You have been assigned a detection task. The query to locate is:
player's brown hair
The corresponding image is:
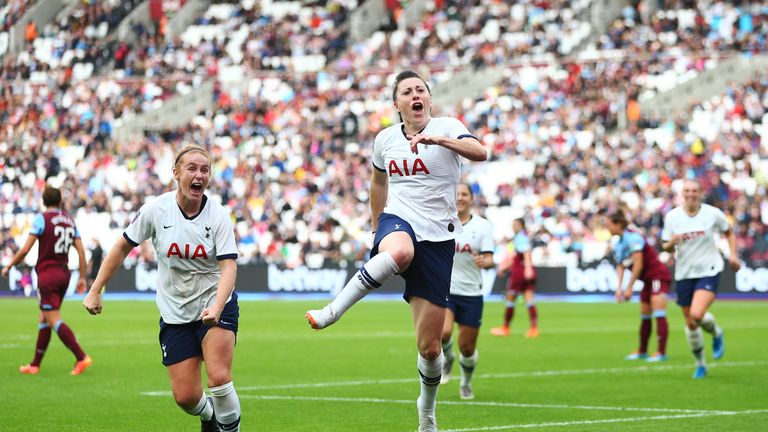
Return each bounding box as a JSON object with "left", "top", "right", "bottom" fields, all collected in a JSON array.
[
  {"left": 42, "top": 186, "right": 62, "bottom": 207},
  {"left": 173, "top": 144, "right": 211, "bottom": 168},
  {"left": 458, "top": 182, "right": 474, "bottom": 199},
  {"left": 392, "top": 70, "right": 430, "bottom": 102},
  {"left": 609, "top": 211, "right": 629, "bottom": 228}
]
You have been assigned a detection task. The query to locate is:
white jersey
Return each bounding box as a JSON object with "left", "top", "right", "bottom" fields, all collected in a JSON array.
[
  {"left": 373, "top": 117, "right": 475, "bottom": 242},
  {"left": 450, "top": 215, "right": 495, "bottom": 296},
  {"left": 662, "top": 204, "right": 730, "bottom": 280},
  {"left": 124, "top": 192, "right": 238, "bottom": 324}
]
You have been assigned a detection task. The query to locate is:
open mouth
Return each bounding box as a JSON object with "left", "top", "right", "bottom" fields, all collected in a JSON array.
[
  {"left": 191, "top": 182, "right": 203, "bottom": 192},
  {"left": 412, "top": 102, "right": 424, "bottom": 113}
]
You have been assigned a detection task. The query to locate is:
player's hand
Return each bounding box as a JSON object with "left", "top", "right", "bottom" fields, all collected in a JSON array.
[
  {"left": 201, "top": 304, "right": 223, "bottom": 326},
  {"left": 524, "top": 267, "right": 534, "bottom": 281},
  {"left": 729, "top": 256, "right": 741, "bottom": 272},
  {"left": 83, "top": 289, "right": 103, "bottom": 315},
  {"left": 670, "top": 234, "right": 682, "bottom": 245},
  {"left": 472, "top": 253, "right": 484, "bottom": 268},
  {"left": 615, "top": 290, "right": 624, "bottom": 303},
  {"left": 0, "top": 266, "right": 9, "bottom": 279},
  {"left": 76, "top": 277, "right": 87, "bottom": 294},
  {"left": 623, "top": 288, "right": 633, "bottom": 301},
  {"left": 406, "top": 133, "right": 438, "bottom": 154}
]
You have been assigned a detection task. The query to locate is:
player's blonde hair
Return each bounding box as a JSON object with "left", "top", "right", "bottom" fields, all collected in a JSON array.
[{"left": 173, "top": 144, "right": 211, "bottom": 168}]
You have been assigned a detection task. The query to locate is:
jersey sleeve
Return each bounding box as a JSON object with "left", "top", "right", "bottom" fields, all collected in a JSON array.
[
  {"left": 215, "top": 207, "right": 238, "bottom": 260},
  {"left": 514, "top": 233, "right": 531, "bottom": 253},
  {"left": 372, "top": 131, "right": 386, "bottom": 172},
  {"left": 123, "top": 205, "right": 154, "bottom": 247},
  {"left": 30, "top": 214, "right": 45, "bottom": 236},
  {"left": 448, "top": 117, "right": 478, "bottom": 141},
  {"left": 479, "top": 220, "right": 495, "bottom": 253},
  {"left": 712, "top": 207, "right": 730, "bottom": 232},
  {"left": 660, "top": 213, "right": 672, "bottom": 241},
  {"left": 624, "top": 232, "right": 645, "bottom": 254}
]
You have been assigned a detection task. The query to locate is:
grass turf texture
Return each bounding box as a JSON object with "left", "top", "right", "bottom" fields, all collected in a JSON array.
[{"left": 1, "top": 298, "right": 767, "bottom": 431}]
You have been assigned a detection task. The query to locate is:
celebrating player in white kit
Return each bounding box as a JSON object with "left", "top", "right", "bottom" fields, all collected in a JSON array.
[
  {"left": 83, "top": 145, "right": 242, "bottom": 431},
  {"left": 306, "top": 70, "right": 487, "bottom": 432},
  {"left": 440, "top": 183, "right": 494, "bottom": 400},
  {"left": 662, "top": 179, "right": 741, "bottom": 379}
]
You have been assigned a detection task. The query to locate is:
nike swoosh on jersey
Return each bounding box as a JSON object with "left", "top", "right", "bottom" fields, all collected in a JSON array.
[{"left": 163, "top": 225, "right": 173, "bottom": 229}]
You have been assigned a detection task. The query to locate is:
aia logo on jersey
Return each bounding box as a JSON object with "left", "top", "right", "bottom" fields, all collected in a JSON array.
[
  {"left": 680, "top": 231, "right": 705, "bottom": 241},
  {"left": 456, "top": 243, "right": 472, "bottom": 254},
  {"left": 167, "top": 243, "right": 208, "bottom": 259},
  {"left": 388, "top": 159, "right": 430, "bottom": 177}
]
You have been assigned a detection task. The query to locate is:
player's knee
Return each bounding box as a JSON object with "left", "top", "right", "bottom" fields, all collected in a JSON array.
[
  {"left": 419, "top": 343, "right": 442, "bottom": 361},
  {"left": 689, "top": 310, "right": 705, "bottom": 324},
  {"left": 206, "top": 369, "right": 233, "bottom": 388},
  {"left": 173, "top": 391, "right": 200, "bottom": 411},
  {"left": 388, "top": 246, "right": 414, "bottom": 271},
  {"left": 458, "top": 344, "right": 475, "bottom": 357}
]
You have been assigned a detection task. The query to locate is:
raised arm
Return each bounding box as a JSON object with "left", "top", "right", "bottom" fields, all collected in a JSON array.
[{"left": 408, "top": 135, "right": 487, "bottom": 161}]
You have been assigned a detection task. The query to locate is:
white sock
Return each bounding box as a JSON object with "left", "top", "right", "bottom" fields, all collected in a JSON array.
[
  {"left": 329, "top": 251, "right": 399, "bottom": 316},
  {"left": 459, "top": 350, "right": 478, "bottom": 387},
  {"left": 184, "top": 394, "right": 213, "bottom": 421},
  {"left": 210, "top": 381, "right": 241, "bottom": 431},
  {"left": 441, "top": 338, "right": 454, "bottom": 363},
  {"left": 684, "top": 326, "right": 706, "bottom": 367},
  {"left": 699, "top": 312, "right": 721, "bottom": 336},
  {"left": 417, "top": 351, "right": 443, "bottom": 412}
]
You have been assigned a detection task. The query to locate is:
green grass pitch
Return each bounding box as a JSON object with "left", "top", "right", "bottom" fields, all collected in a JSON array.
[{"left": 1, "top": 297, "right": 767, "bottom": 431}]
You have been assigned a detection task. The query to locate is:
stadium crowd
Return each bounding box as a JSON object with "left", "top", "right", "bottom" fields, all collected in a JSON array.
[{"left": 1, "top": 0, "right": 767, "bottom": 273}]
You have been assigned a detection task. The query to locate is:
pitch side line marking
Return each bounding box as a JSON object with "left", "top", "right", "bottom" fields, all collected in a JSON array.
[
  {"left": 440, "top": 409, "right": 768, "bottom": 431},
  {"left": 230, "top": 360, "right": 768, "bottom": 391},
  {"left": 236, "top": 395, "right": 725, "bottom": 414}
]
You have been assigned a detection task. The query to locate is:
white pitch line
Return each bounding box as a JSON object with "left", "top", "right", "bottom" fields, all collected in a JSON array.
[
  {"left": 237, "top": 395, "right": 724, "bottom": 415},
  {"left": 231, "top": 360, "right": 768, "bottom": 391},
  {"left": 441, "top": 409, "right": 768, "bottom": 431}
]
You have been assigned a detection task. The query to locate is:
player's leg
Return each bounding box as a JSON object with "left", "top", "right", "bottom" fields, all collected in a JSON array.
[
  {"left": 648, "top": 287, "right": 669, "bottom": 362},
  {"left": 203, "top": 327, "right": 240, "bottom": 431},
  {"left": 627, "top": 300, "right": 651, "bottom": 360},
  {"left": 306, "top": 216, "right": 410, "bottom": 329},
  {"left": 523, "top": 287, "right": 539, "bottom": 338},
  {"left": 20, "top": 311, "right": 51, "bottom": 374},
  {"left": 162, "top": 321, "right": 216, "bottom": 430},
  {"left": 676, "top": 279, "right": 707, "bottom": 375},
  {"left": 42, "top": 308, "right": 91, "bottom": 374},
  {"left": 457, "top": 323, "right": 480, "bottom": 400},
  {"left": 412, "top": 297, "right": 445, "bottom": 432},
  {"left": 690, "top": 279, "right": 724, "bottom": 359},
  {"left": 440, "top": 305, "right": 456, "bottom": 385},
  {"left": 491, "top": 291, "right": 516, "bottom": 336}
]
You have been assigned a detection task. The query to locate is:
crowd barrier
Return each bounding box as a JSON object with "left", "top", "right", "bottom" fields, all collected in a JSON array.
[{"left": 4, "top": 262, "right": 764, "bottom": 297}]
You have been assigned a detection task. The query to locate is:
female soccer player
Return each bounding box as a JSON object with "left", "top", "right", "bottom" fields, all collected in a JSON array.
[
  {"left": 606, "top": 211, "right": 671, "bottom": 362},
  {"left": 440, "top": 183, "right": 495, "bottom": 400},
  {"left": 306, "top": 70, "right": 487, "bottom": 431},
  {"left": 2, "top": 186, "right": 91, "bottom": 376},
  {"left": 491, "top": 218, "right": 539, "bottom": 338},
  {"left": 662, "top": 179, "right": 740, "bottom": 379},
  {"left": 83, "top": 145, "right": 241, "bottom": 431}
]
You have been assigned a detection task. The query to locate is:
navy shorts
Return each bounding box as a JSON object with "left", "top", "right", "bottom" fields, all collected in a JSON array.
[
  {"left": 158, "top": 292, "right": 239, "bottom": 366},
  {"left": 675, "top": 274, "right": 720, "bottom": 307},
  {"left": 372, "top": 213, "right": 455, "bottom": 307},
  {"left": 447, "top": 294, "right": 484, "bottom": 328}
]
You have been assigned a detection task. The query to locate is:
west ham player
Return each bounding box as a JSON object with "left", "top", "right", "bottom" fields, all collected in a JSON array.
[
  {"left": 1, "top": 186, "right": 91, "bottom": 375},
  {"left": 606, "top": 211, "right": 671, "bottom": 362},
  {"left": 440, "top": 183, "right": 494, "bottom": 400},
  {"left": 491, "top": 219, "right": 539, "bottom": 338},
  {"left": 83, "top": 145, "right": 241, "bottom": 431},
  {"left": 306, "top": 70, "right": 487, "bottom": 432},
  {"left": 662, "top": 179, "right": 740, "bottom": 379}
]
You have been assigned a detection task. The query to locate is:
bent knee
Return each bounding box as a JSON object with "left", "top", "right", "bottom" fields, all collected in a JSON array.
[
  {"left": 173, "top": 392, "right": 201, "bottom": 411},
  {"left": 206, "top": 370, "right": 233, "bottom": 388},
  {"left": 388, "top": 247, "right": 414, "bottom": 271},
  {"left": 419, "top": 344, "right": 442, "bottom": 361}
]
